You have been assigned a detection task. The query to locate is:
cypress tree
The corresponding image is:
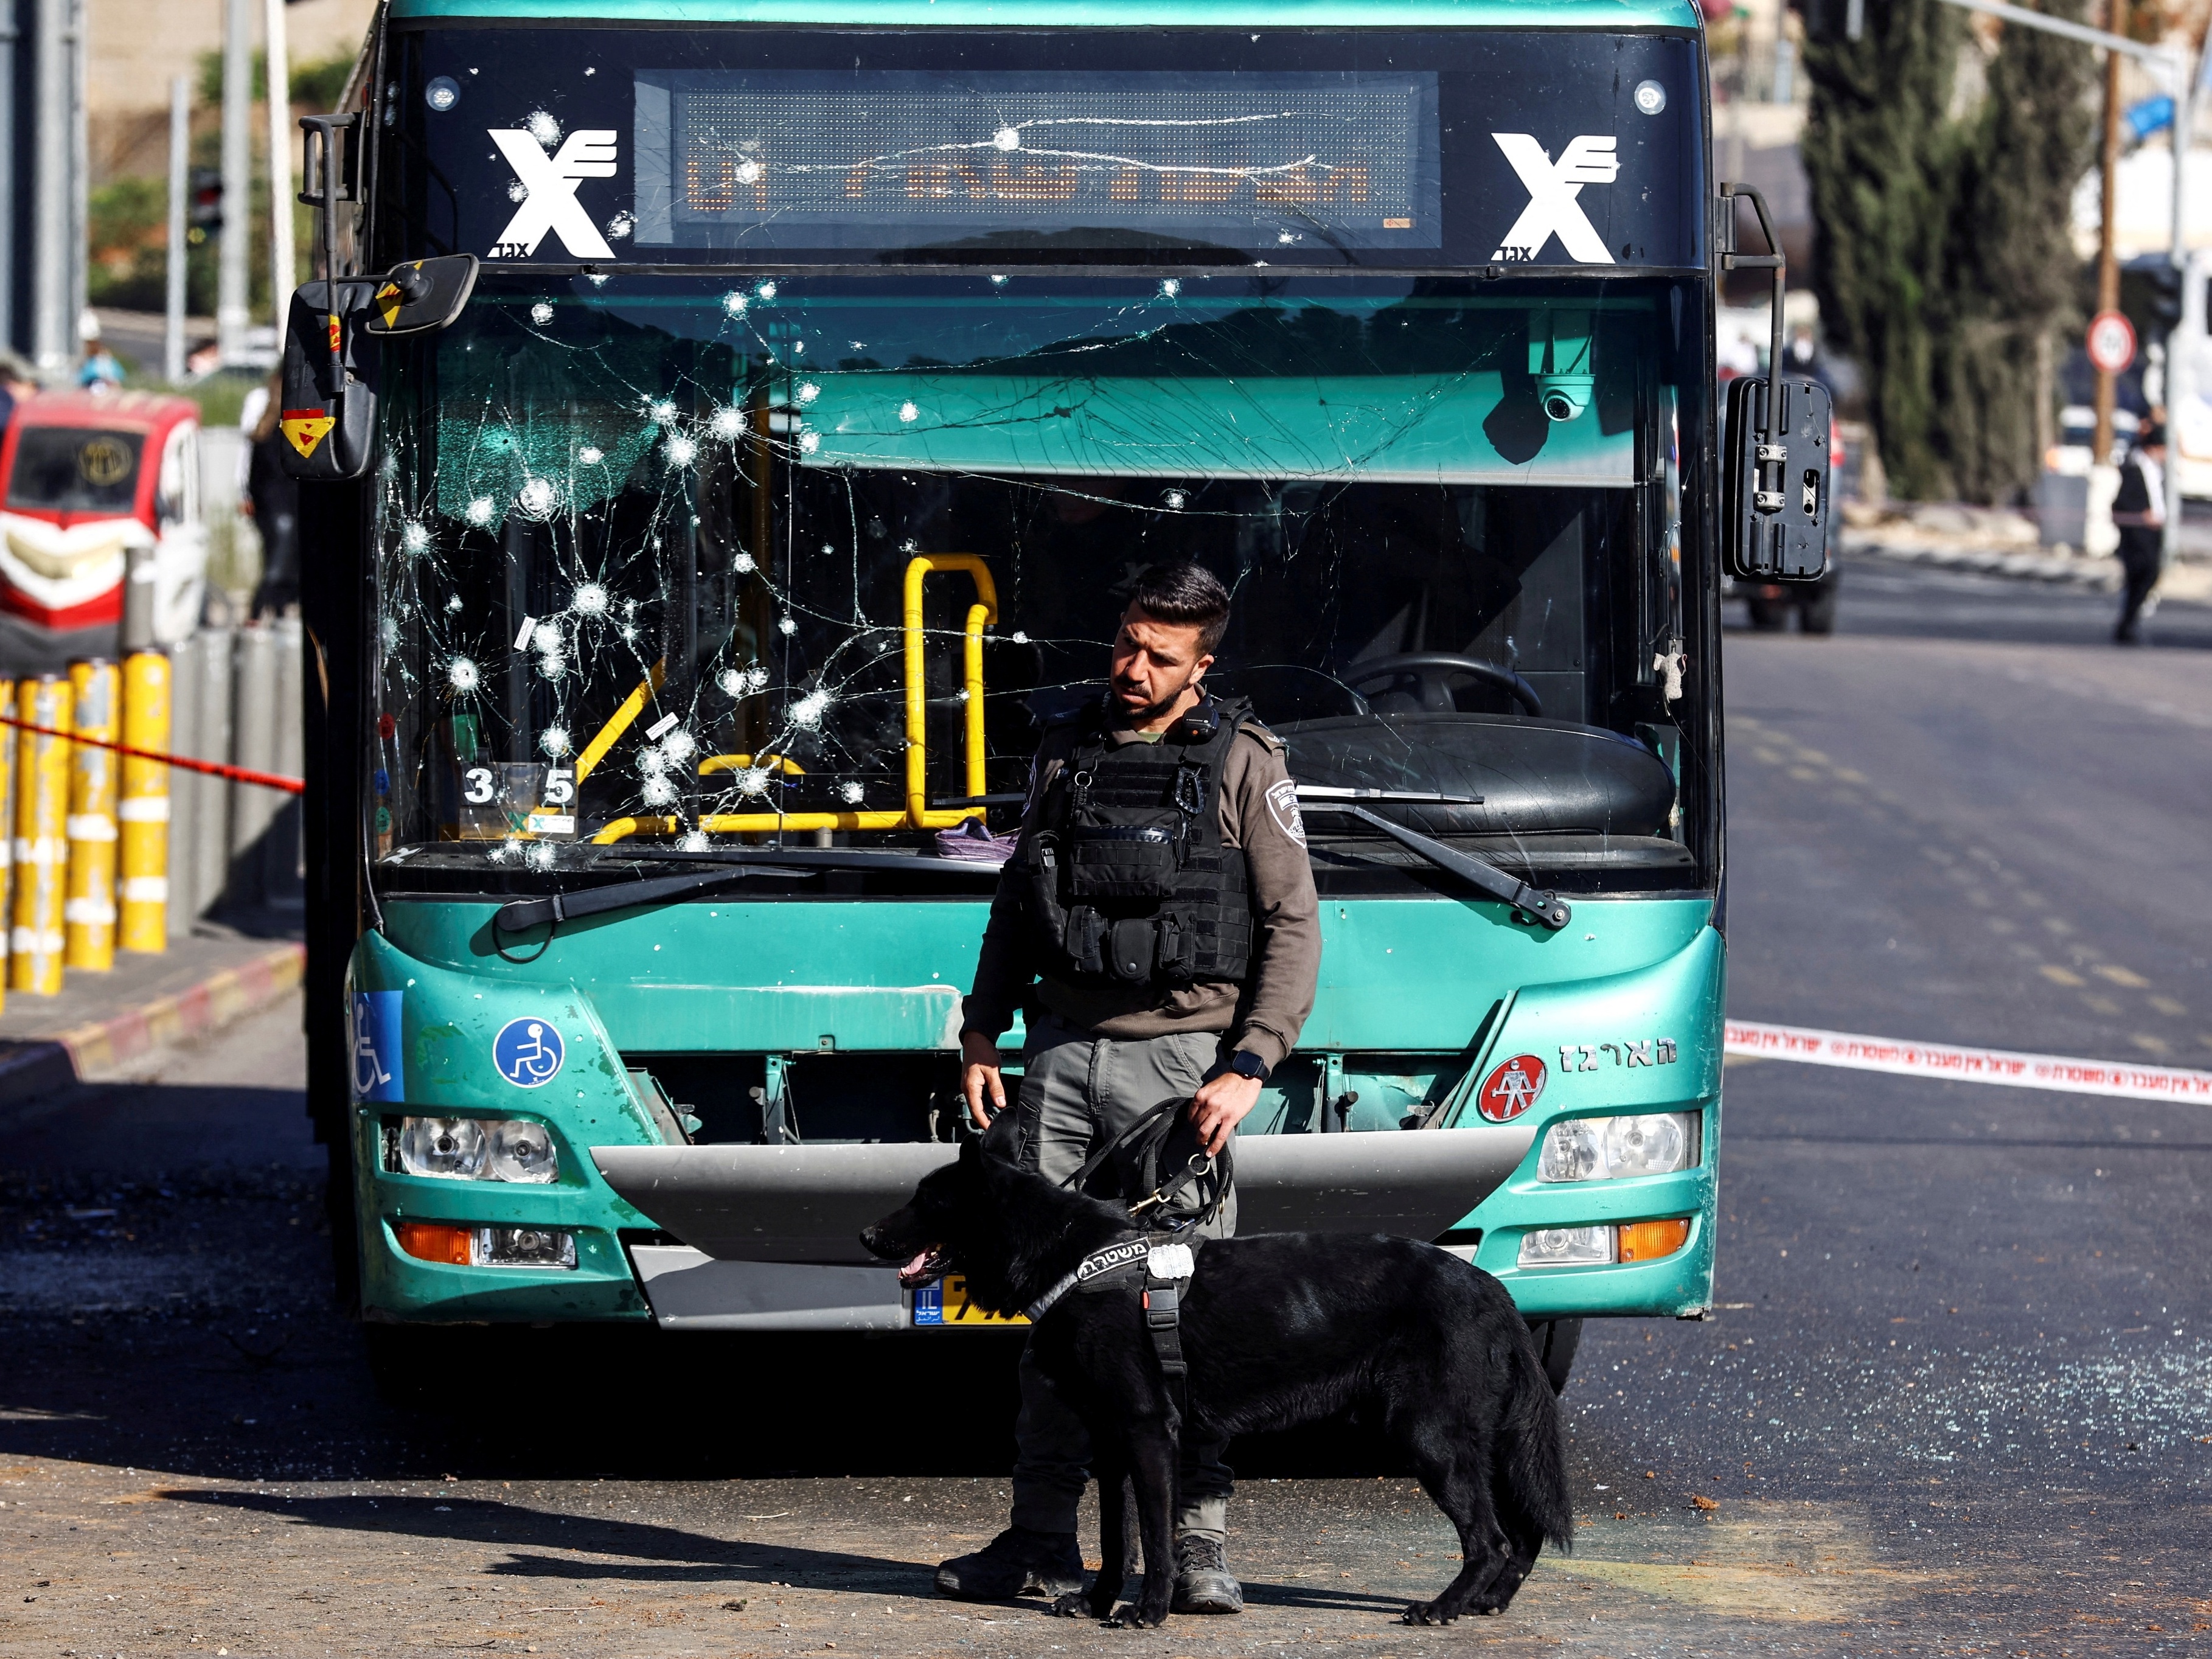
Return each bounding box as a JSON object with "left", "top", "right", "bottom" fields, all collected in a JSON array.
[
  {"left": 1801, "top": 0, "right": 2095, "bottom": 503},
  {"left": 1800, "top": 0, "right": 1966, "bottom": 500},
  {"left": 1942, "top": 5, "right": 2096, "bottom": 503}
]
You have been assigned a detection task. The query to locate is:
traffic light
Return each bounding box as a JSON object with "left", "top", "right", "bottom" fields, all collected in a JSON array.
[
  {"left": 2147, "top": 262, "right": 2184, "bottom": 335},
  {"left": 187, "top": 168, "right": 223, "bottom": 245}
]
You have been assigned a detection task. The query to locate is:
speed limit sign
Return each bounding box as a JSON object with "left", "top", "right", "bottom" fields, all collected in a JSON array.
[{"left": 2087, "top": 310, "right": 2137, "bottom": 376}]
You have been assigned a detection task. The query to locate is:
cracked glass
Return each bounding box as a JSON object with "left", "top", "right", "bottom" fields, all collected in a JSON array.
[{"left": 368, "top": 271, "right": 1704, "bottom": 892}]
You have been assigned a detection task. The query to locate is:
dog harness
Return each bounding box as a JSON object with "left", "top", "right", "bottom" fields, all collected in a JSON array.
[{"left": 1021, "top": 1236, "right": 1203, "bottom": 1402}]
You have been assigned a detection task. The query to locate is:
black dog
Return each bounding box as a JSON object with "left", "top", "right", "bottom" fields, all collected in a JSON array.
[{"left": 862, "top": 1138, "right": 1572, "bottom": 1628}]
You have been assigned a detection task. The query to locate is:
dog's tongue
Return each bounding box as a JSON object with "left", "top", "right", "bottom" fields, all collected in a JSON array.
[{"left": 900, "top": 1249, "right": 934, "bottom": 1284}]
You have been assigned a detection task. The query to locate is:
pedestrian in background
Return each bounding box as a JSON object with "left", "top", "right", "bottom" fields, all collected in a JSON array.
[
  {"left": 242, "top": 374, "right": 302, "bottom": 617},
  {"left": 77, "top": 311, "right": 123, "bottom": 392},
  {"left": 0, "top": 349, "right": 38, "bottom": 431},
  {"left": 2111, "top": 420, "right": 2165, "bottom": 645}
]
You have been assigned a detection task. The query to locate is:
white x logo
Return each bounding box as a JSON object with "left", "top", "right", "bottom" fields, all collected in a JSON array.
[
  {"left": 489, "top": 128, "right": 620, "bottom": 259},
  {"left": 1490, "top": 134, "right": 1619, "bottom": 265}
]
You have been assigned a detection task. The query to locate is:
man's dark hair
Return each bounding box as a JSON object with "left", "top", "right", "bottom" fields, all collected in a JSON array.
[{"left": 1128, "top": 561, "right": 1231, "bottom": 655}]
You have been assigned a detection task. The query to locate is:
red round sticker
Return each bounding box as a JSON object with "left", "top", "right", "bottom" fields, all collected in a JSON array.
[{"left": 1476, "top": 1054, "right": 1548, "bottom": 1122}]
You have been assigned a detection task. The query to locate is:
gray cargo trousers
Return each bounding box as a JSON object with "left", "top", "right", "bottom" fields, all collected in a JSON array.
[{"left": 1001, "top": 1009, "right": 1237, "bottom": 1544}]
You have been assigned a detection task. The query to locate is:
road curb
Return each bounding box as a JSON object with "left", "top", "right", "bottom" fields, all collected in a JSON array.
[
  {"left": 1846, "top": 536, "right": 2120, "bottom": 590},
  {"left": 0, "top": 941, "right": 305, "bottom": 1104}
]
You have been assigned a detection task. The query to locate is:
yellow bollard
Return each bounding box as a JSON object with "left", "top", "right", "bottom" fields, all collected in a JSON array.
[
  {"left": 119, "top": 652, "right": 170, "bottom": 953},
  {"left": 11, "top": 675, "right": 72, "bottom": 993},
  {"left": 0, "top": 677, "right": 14, "bottom": 1012},
  {"left": 65, "top": 659, "right": 120, "bottom": 971}
]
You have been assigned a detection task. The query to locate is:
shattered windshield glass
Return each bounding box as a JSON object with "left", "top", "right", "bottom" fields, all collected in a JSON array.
[{"left": 370, "top": 273, "right": 1703, "bottom": 891}]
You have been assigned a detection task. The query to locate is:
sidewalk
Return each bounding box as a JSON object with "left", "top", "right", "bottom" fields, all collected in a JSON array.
[
  {"left": 0, "top": 922, "right": 304, "bottom": 1104},
  {"left": 1843, "top": 506, "right": 2212, "bottom": 602}
]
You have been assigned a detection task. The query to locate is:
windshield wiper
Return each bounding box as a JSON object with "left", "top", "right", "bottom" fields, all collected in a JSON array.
[
  {"left": 1300, "top": 802, "right": 1571, "bottom": 930},
  {"left": 1296, "top": 785, "right": 1484, "bottom": 804},
  {"left": 494, "top": 864, "right": 790, "bottom": 933},
  {"left": 493, "top": 845, "right": 997, "bottom": 934}
]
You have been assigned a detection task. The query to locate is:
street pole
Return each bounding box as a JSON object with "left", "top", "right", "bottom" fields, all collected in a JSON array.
[
  {"left": 0, "top": 4, "right": 17, "bottom": 356},
  {"left": 68, "top": 0, "right": 85, "bottom": 367},
  {"left": 30, "top": 0, "right": 71, "bottom": 375},
  {"left": 217, "top": 0, "right": 252, "bottom": 364},
  {"left": 2162, "top": 48, "right": 2204, "bottom": 575},
  {"left": 263, "top": 0, "right": 294, "bottom": 318},
  {"left": 165, "top": 74, "right": 189, "bottom": 384},
  {"left": 2093, "top": 0, "right": 2126, "bottom": 467}
]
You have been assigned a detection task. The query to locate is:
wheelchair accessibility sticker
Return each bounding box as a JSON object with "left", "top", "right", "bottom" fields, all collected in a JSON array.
[
  {"left": 492, "top": 1016, "right": 565, "bottom": 1088},
  {"left": 349, "top": 990, "right": 405, "bottom": 1103}
]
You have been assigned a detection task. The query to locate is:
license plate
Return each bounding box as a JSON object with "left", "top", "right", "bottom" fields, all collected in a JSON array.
[{"left": 913, "top": 1274, "right": 1028, "bottom": 1327}]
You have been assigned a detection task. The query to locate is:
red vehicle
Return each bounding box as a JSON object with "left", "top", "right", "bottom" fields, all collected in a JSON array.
[{"left": 0, "top": 391, "right": 209, "bottom": 672}]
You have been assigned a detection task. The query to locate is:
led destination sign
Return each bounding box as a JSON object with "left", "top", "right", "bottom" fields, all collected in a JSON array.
[
  {"left": 632, "top": 71, "right": 1441, "bottom": 251},
  {"left": 403, "top": 28, "right": 1705, "bottom": 269}
]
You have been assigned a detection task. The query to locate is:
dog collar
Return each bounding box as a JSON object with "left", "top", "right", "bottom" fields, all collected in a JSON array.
[{"left": 1022, "top": 1236, "right": 1198, "bottom": 1322}]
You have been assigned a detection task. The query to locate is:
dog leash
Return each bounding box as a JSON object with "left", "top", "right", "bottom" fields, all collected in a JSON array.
[{"left": 1058, "top": 1097, "right": 1233, "bottom": 1232}]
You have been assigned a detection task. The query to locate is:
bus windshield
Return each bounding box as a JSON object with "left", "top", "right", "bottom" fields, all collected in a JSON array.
[{"left": 370, "top": 273, "right": 1705, "bottom": 891}]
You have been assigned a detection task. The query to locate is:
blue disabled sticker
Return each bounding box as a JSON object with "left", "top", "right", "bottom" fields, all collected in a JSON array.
[
  {"left": 350, "top": 990, "right": 405, "bottom": 1102},
  {"left": 492, "top": 1015, "right": 565, "bottom": 1088}
]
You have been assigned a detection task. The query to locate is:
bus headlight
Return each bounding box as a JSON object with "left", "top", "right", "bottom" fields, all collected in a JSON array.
[
  {"left": 395, "top": 1222, "right": 577, "bottom": 1269},
  {"left": 1537, "top": 1113, "right": 1695, "bottom": 1182},
  {"left": 487, "top": 1119, "right": 560, "bottom": 1183},
  {"left": 1518, "top": 1225, "right": 1615, "bottom": 1267},
  {"left": 398, "top": 1116, "right": 485, "bottom": 1178},
  {"left": 391, "top": 1117, "right": 560, "bottom": 1182},
  {"left": 1516, "top": 1219, "right": 1691, "bottom": 1268}
]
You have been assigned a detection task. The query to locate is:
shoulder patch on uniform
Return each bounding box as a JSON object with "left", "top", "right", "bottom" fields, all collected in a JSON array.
[
  {"left": 1237, "top": 717, "right": 1285, "bottom": 754},
  {"left": 1264, "top": 777, "right": 1307, "bottom": 846}
]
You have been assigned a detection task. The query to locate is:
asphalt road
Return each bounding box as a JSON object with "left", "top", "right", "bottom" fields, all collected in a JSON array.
[{"left": 3, "top": 551, "right": 2209, "bottom": 1659}]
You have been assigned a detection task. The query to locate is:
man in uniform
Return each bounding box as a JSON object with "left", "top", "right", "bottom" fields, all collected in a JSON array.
[{"left": 939, "top": 560, "right": 1320, "bottom": 1615}]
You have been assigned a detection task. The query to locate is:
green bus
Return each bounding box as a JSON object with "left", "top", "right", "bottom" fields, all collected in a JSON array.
[{"left": 291, "top": 0, "right": 1828, "bottom": 1386}]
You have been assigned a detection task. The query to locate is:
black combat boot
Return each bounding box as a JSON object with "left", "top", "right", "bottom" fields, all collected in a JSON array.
[
  {"left": 934, "top": 1525, "right": 1086, "bottom": 1601},
  {"left": 1171, "top": 1533, "right": 1244, "bottom": 1613}
]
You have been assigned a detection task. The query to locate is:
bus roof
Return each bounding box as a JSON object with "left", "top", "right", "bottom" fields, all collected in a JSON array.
[{"left": 389, "top": 0, "right": 1702, "bottom": 30}]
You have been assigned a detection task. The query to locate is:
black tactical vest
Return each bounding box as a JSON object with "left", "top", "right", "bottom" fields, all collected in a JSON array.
[{"left": 1021, "top": 695, "right": 1255, "bottom": 990}]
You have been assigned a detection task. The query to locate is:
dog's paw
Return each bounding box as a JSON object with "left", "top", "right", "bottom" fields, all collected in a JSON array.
[
  {"left": 1402, "top": 1600, "right": 1457, "bottom": 1626},
  {"left": 1049, "top": 1591, "right": 1091, "bottom": 1619},
  {"left": 1109, "top": 1602, "right": 1167, "bottom": 1629}
]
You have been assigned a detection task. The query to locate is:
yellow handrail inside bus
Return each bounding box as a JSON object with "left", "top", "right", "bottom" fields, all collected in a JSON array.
[
  {"left": 698, "top": 753, "right": 805, "bottom": 777},
  {"left": 588, "top": 555, "right": 998, "bottom": 843},
  {"left": 574, "top": 658, "right": 667, "bottom": 784},
  {"left": 903, "top": 554, "right": 997, "bottom": 827},
  {"left": 592, "top": 809, "right": 913, "bottom": 844}
]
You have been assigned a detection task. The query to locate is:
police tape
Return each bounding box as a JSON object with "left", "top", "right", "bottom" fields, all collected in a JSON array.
[
  {"left": 1723, "top": 1019, "right": 2212, "bottom": 1105},
  {"left": 0, "top": 713, "right": 305, "bottom": 795}
]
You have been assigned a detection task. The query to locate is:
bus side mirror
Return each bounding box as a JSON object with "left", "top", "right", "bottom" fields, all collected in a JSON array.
[
  {"left": 1724, "top": 374, "right": 1833, "bottom": 582},
  {"left": 279, "top": 280, "right": 379, "bottom": 482},
  {"left": 363, "top": 254, "right": 479, "bottom": 336}
]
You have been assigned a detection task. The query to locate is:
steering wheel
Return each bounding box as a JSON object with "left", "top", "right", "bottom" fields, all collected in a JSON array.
[{"left": 1345, "top": 653, "right": 1543, "bottom": 718}]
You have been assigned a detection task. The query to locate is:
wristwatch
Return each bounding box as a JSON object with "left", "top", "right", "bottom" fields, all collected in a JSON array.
[{"left": 1208, "top": 1050, "right": 1271, "bottom": 1085}]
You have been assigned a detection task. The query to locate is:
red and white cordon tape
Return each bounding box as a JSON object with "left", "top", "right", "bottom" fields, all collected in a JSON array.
[
  {"left": 1725, "top": 1019, "right": 2212, "bottom": 1105},
  {"left": 0, "top": 712, "right": 304, "bottom": 795}
]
